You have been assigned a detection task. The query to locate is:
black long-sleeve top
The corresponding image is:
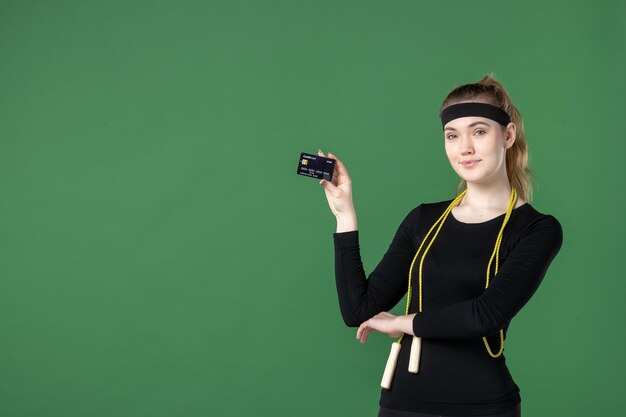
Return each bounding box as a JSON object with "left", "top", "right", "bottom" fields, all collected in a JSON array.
[{"left": 333, "top": 199, "right": 563, "bottom": 416}]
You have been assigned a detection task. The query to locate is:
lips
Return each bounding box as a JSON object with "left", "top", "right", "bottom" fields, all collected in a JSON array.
[{"left": 461, "top": 159, "right": 481, "bottom": 165}]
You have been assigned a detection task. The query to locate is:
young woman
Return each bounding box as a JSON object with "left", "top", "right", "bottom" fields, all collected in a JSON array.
[{"left": 319, "top": 75, "right": 563, "bottom": 417}]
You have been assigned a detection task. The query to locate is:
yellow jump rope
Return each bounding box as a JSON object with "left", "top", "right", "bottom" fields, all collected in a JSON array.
[{"left": 381, "top": 186, "right": 518, "bottom": 389}]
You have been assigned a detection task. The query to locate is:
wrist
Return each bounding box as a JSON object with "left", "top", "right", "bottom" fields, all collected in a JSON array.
[
  {"left": 336, "top": 215, "right": 358, "bottom": 233},
  {"left": 395, "top": 314, "right": 417, "bottom": 335}
]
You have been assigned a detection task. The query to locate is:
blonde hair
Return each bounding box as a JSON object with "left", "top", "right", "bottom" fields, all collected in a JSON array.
[{"left": 439, "top": 73, "right": 533, "bottom": 203}]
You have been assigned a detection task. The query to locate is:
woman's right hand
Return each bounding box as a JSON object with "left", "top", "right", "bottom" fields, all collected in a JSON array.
[{"left": 318, "top": 150, "right": 355, "bottom": 218}]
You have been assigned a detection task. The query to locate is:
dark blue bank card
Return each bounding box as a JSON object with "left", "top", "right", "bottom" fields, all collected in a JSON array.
[{"left": 296, "top": 152, "right": 336, "bottom": 181}]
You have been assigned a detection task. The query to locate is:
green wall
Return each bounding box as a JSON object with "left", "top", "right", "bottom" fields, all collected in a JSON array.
[{"left": 0, "top": 1, "right": 623, "bottom": 416}]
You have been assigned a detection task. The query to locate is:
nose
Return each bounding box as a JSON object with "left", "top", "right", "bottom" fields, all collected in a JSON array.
[{"left": 459, "top": 133, "right": 475, "bottom": 155}]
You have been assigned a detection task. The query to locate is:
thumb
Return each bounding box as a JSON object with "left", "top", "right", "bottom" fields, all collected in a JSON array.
[{"left": 319, "top": 178, "right": 336, "bottom": 191}]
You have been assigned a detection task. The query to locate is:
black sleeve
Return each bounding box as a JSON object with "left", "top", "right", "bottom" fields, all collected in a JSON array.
[
  {"left": 332, "top": 205, "right": 421, "bottom": 327},
  {"left": 411, "top": 215, "right": 564, "bottom": 339}
]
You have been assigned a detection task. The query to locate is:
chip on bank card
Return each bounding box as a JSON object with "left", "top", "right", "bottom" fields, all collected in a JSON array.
[{"left": 297, "top": 152, "right": 336, "bottom": 181}]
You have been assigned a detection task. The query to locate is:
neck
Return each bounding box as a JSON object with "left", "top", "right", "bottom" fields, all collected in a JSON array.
[{"left": 460, "top": 176, "right": 515, "bottom": 210}]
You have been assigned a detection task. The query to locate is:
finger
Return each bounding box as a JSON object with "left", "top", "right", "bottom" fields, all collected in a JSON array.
[
  {"left": 357, "top": 322, "right": 365, "bottom": 339},
  {"left": 327, "top": 152, "right": 349, "bottom": 178},
  {"left": 358, "top": 321, "right": 370, "bottom": 340},
  {"left": 320, "top": 177, "right": 338, "bottom": 192},
  {"left": 361, "top": 328, "right": 371, "bottom": 344}
]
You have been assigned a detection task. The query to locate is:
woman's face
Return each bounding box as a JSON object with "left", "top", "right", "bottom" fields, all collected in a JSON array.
[{"left": 443, "top": 115, "right": 516, "bottom": 186}]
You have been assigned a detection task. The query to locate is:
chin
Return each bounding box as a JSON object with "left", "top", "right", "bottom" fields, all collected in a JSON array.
[
  {"left": 459, "top": 173, "right": 487, "bottom": 184},
  {"left": 455, "top": 168, "right": 478, "bottom": 180}
]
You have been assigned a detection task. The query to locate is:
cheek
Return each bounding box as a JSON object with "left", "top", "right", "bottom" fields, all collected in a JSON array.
[
  {"left": 444, "top": 142, "right": 454, "bottom": 158},
  {"left": 444, "top": 147, "right": 460, "bottom": 170},
  {"left": 484, "top": 140, "right": 504, "bottom": 158},
  {"left": 474, "top": 139, "right": 495, "bottom": 156}
]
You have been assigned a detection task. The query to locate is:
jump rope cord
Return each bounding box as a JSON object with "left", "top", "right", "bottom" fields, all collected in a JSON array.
[{"left": 397, "top": 186, "right": 517, "bottom": 358}]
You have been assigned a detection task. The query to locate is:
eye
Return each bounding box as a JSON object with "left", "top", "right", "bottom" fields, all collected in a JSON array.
[
  {"left": 446, "top": 133, "right": 457, "bottom": 140},
  {"left": 475, "top": 129, "right": 486, "bottom": 136}
]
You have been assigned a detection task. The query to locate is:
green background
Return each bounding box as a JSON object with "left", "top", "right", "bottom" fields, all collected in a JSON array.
[{"left": 0, "top": 1, "right": 623, "bottom": 416}]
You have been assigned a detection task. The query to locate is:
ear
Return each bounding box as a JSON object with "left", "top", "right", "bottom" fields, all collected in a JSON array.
[{"left": 503, "top": 122, "right": 516, "bottom": 150}]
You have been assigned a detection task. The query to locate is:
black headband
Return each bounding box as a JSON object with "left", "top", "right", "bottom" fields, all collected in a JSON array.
[{"left": 440, "top": 102, "right": 511, "bottom": 129}]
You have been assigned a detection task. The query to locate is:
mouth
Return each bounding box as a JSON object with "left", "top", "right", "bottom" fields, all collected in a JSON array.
[{"left": 460, "top": 159, "right": 481, "bottom": 167}]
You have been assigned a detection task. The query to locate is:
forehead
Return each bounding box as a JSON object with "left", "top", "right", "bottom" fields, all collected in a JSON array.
[{"left": 444, "top": 116, "right": 493, "bottom": 131}]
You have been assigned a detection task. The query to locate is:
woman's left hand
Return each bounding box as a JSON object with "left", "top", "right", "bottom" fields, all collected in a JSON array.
[{"left": 356, "top": 311, "right": 404, "bottom": 343}]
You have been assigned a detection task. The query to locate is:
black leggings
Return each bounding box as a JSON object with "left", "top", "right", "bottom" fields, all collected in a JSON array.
[{"left": 377, "top": 402, "right": 521, "bottom": 417}]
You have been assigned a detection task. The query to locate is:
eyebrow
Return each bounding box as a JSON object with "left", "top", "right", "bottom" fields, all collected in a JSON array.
[{"left": 444, "top": 121, "right": 491, "bottom": 131}]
